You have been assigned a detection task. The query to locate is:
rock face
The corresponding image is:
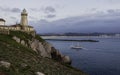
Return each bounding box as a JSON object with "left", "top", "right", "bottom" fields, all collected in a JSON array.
[
  {"left": 35, "top": 72, "right": 45, "bottom": 75},
  {"left": 62, "top": 56, "right": 71, "bottom": 64},
  {"left": 0, "top": 61, "right": 11, "bottom": 68},
  {"left": 12, "top": 36, "right": 71, "bottom": 64},
  {"left": 13, "top": 36, "right": 20, "bottom": 43},
  {"left": 30, "top": 39, "right": 51, "bottom": 58}
]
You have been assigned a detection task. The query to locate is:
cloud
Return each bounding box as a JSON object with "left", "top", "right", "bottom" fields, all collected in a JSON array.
[
  {"left": 30, "top": 8, "right": 40, "bottom": 12},
  {"left": 90, "top": 8, "right": 97, "bottom": 11},
  {"left": 29, "top": 16, "right": 36, "bottom": 19},
  {"left": 10, "top": 16, "right": 17, "bottom": 20},
  {"left": 30, "top": 6, "right": 56, "bottom": 13},
  {"left": 29, "top": 7, "right": 56, "bottom": 19},
  {"left": 11, "top": 8, "right": 21, "bottom": 13},
  {"left": 44, "top": 6, "right": 56, "bottom": 13},
  {"left": 107, "top": 9, "right": 115, "bottom": 13},
  {"left": 30, "top": 9, "right": 120, "bottom": 33},
  {"left": 107, "top": 9, "right": 120, "bottom": 15},
  {"left": 0, "top": 6, "right": 20, "bottom": 13},
  {"left": 45, "top": 14, "right": 56, "bottom": 18}
]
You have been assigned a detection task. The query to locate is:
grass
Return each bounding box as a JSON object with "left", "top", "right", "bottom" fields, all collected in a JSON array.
[
  {"left": 0, "top": 31, "right": 86, "bottom": 75},
  {"left": 9, "top": 31, "right": 45, "bottom": 43},
  {"left": 35, "top": 34, "right": 45, "bottom": 42}
]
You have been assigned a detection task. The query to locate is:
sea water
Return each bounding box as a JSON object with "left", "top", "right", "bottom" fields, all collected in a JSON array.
[{"left": 43, "top": 36, "right": 120, "bottom": 75}]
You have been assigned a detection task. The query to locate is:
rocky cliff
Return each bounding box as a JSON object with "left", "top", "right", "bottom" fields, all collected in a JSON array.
[
  {"left": 0, "top": 31, "right": 86, "bottom": 75},
  {"left": 12, "top": 35, "right": 71, "bottom": 64}
]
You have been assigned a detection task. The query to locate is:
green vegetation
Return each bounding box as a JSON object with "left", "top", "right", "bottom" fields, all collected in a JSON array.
[
  {"left": 10, "top": 31, "right": 33, "bottom": 40},
  {"left": 35, "top": 34, "right": 45, "bottom": 42},
  {"left": 10, "top": 31, "right": 45, "bottom": 43},
  {"left": 0, "top": 31, "right": 86, "bottom": 75}
]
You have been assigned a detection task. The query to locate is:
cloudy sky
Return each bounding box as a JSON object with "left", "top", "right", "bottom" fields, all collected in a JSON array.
[{"left": 0, "top": 0, "right": 120, "bottom": 33}]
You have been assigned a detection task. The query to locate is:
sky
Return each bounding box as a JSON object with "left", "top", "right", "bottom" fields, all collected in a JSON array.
[{"left": 0, "top": 0, "right": 120, "bottom": 33}]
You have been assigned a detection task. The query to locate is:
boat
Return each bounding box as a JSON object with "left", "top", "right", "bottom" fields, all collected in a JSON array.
[
  {"left": 70, "top": 43, "right": 83, "bottom": 49},
  {"left": 71, "top": 46, "right": 83, "bottom": 49}
]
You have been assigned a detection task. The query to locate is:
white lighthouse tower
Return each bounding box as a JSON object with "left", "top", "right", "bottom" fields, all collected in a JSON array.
[{"left": 20, "top": 9, "right": 28, "bottom": 26}]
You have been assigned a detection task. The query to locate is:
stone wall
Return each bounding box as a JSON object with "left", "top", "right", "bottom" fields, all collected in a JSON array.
[
  {"left": 0, "top": 29, "right": 9, "bottom": 34},
  {"left": 0, "top": 27, "right": 35, "bottom": 36},
  {"left": 0, "top": 25, "right": 34, "bottom": 33}
]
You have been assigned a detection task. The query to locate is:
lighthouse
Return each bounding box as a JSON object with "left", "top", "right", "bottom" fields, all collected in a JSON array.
[
  {"left": 20, "top": 9, "right": 28, "bottom": 26},
  {"left": 0, "top": 8, "right": 35, "bottom": 35}
]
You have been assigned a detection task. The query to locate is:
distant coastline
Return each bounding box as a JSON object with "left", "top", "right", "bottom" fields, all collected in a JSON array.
[
  {"left": 40, "top": 33, "right": 120, "bottom": 39},
  {"left": 40, "top": 32, "right": 120, "bottom": 36},
  {"left": 41, "top": 35, "right": 120, "bottom": 39}
]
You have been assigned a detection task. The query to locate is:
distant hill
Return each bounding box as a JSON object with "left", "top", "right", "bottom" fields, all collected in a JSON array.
[
  {"left": 0, "top": 31, "right": 86, "bottom": 75},
  {"left": 40, "top": 32, "right": 117, "bottom": 36}
]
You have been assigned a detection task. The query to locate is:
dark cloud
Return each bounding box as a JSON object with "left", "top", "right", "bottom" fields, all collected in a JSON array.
[
  {"left": 11, "top": 8, "right": 21, "bottom": 13},
  {"left": 44, "top": 6, "right": 56, "bottom": 19},
  {"left": 30, "top": 9, "right": 120, "bottom": 33},
  {"left": 29, "top": 7, "right": 56, "bottom": 18},
  {"left": 0, "top": 6, "right": 20, "bottom": 13},
  {"left": 0, "top": 7, "right": 8, "bottom": 11},
  {"left": 45, "top": 14, "right": 56, "bottom": 18},
  {"left": 44, "top": 6, "right": 56, "bottom": 13},
  {"left": 107, "top": 9, "right": 115, "bottom": 13},
  {"left": 90, "top": 8, "right": 97, "bottom": 11},
  {"left": 107, "top": 9, "right": 120, "bottom": 15}
]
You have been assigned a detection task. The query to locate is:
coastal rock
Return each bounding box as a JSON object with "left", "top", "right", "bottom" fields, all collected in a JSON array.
[
  {"left": 30, "top": 39, "right": 50, "bottom": 57},
  {"left": 30, "top": 39, "right": 39, "bottom": 52},
  {"left": 12, "top": 36, "right": 20, "bottom": 43},
  {"left": 20, "top": 63, "right": 28, "bottom": 69},
  {"left": 21, "top": 40, "right": 25, "bottom": 45},
  {"left": 35, "top": 72, "right": 45, "bottom": 75},
  {"left": 62, "top": 56, "right": 72, "bottom": 64},
  {"left": 51, "top": 47, "right": 62, "bottom": 61},
  {"left": 42, "top": 42, "right": 53, "bottom": 58},
  {"left": 37, "top": 42, "right": 49, "bottom": 57},
  {"left": 0, "top": 61, "right": 11, "bottom": 68},
  {"left": 12, "top": 36, "right": 71, "bottom": 64},
  {"left": 30, "top": 40, "right": 71, "bottom": 64}
]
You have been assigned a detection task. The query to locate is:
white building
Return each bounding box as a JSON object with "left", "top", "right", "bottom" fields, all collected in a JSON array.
[
  {"left": 0, "top": 18, "right": 5, "bottom": 25},
  {"left": 0, "top": 9, "right": 34, "bottom": 33}
]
